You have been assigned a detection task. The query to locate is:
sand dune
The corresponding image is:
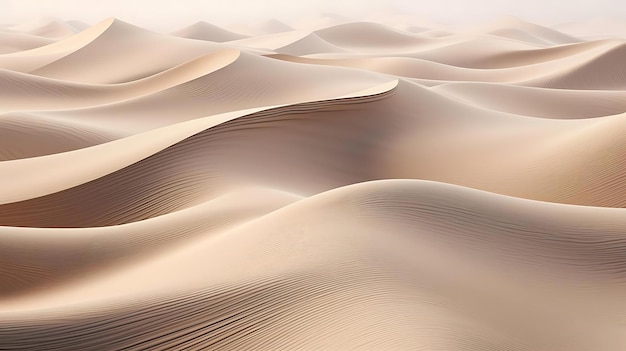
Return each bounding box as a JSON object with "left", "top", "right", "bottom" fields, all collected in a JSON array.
[
  {"left": 4, "top": 17, "right": 78, "bottom": 38},
  {"left": 432, "top": 82, "right": 626, "bottom": 118},
  {"left": 0, "top": 82, "right": 397, "bottom": 225},
  {"left": 439, "top": 38, "right": 623, "bottom": 69},
  {"left": 274, "top": 32, "right": 349, "bottom": 55},
  {"left": 25, "top": 52, "right": 388, "bottom": 134},
  {"left": 0, "top": 186, "right": 301, "bottom": 297},
  {"left": 270, "top": 39, "right": 626, "bottom": 89},
  {"left": 1, "top": 16, "right": 626, "bottom": 350},
  {"left": 315, "top": 22, "right": 426, "bottom": 50},
  {"left": 229, "top": 30, "right": 348, "bottom": 55},
  {"left": 65, "top": 20, "right": 90, "bottom": 32},
  {"left": 0, "top": 49, "right": 240, "bottom": 113},
  {"left": 0, "top": 113, "right": 118, "bottom": 161},
  {"left": 172, "top": 21, "right": 247, "bottom": 42},
  {"left": 29, "top": 18, "right": 231, "bottom": 83},
  {"left": 290, "top": 13, "right": 351, "bottom": 32},
  {"left": 459, "top": 16, "right": 581, "bottom": 45},
  {"left": 525, "top": 42, "right": 626, "bottom": 89},
  {"left": 257, "top": 19, "right": 296, "bottom": 34},
  {"left": 2, "top": 180, "right": 626, "bottom": 350},
  {"left": 0, "top": 20, "right": 112, "bottom": 73},
  {"left": 2, "top": 79, "right": 625, "bottom": 228},
  {"left": 0, "top": 31, "right": 53, "bottom": 54}
]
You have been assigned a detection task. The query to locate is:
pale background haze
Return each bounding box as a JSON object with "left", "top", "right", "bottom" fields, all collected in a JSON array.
[{"left": 0, "top": 0, "right": 625, "bottom": 30}]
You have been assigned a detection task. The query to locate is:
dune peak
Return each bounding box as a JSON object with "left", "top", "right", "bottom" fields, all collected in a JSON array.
[{"left": 1, "top": 13, "right": 626, "bottom": 351}]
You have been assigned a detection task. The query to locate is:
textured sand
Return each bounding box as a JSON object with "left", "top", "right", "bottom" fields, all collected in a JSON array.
[{"left": 1, "top": 15, "right": 626, "bottom": 350}]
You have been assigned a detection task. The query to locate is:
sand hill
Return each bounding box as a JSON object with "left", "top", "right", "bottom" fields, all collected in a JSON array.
[{"left": 1, "top": 15, "right": 626, "bottom": 351}]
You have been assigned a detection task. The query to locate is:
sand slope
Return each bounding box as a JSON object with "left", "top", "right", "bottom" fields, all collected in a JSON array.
[
  {"left": 5, "top": 17, "right": 78, "bottom": 38},
  {"left": 2, "top": 180, "right": 626, "bottom": 350},
  {"left": 1, "top": 16, "right": 626, "bottom": 351},
  {"left": 431, "top": 82, "right": 626, "bottom": 118},
  {"left": 0, "top": 31, "right": 53, "bottom": 54},
  {"left": 460, "top": 16, "right": 581, "bottom": 45},
  {"left": 172, "top": 21, "right": 247, "bottom": 42}
]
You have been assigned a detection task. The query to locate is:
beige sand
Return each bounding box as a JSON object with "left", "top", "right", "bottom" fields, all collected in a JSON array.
[
  {"left": 172, "top": 21, "right": 248, "bottom": 42},
  {"left": 3, "top": 17, "right": 78, "bottom": 39},
  {"left": 1, "top": 15, "right": 626, "bottom": 350}
]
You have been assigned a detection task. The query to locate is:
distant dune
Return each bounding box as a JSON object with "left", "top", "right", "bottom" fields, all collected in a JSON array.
[
  {"left": 172, "top": 21, "right": 248, "bottom": 42},
  {"left": 0, "top": 31, "right": 53, "bottom": 53},
  {"left": 555, "top": 17, "right": 626, "bottom": 39},
  {"left": 3, "top": 17, "right": 78, "bottom": 38},
  {"left": 1, "top": 15, "right": 626, "bottom": 351},
  {"left": 459, "top": 16, "right": 581, "bottom": 46}
]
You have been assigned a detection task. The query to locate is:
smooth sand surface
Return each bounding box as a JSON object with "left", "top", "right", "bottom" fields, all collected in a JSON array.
[
  {"left": 1, "top": 16, "right": 626, "bottom": 350},
  {"left": 172, "top": 21, "right": 248, "bottom": 42}
]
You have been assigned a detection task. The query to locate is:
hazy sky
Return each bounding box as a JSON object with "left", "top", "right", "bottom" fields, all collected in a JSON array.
[{"left": 1, "top": 0, "right": 625, "bottom": 30}]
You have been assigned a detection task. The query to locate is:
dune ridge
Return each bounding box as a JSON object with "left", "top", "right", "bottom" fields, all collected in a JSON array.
[
  {"left": 1, "top": 15, "right": 626, "bottom": 351},
  {"left": 173, "top": 21, "right": 248, "bottom": 42},
  {"left": 3, "top": 180, "right": 626, "bottom": 350}
]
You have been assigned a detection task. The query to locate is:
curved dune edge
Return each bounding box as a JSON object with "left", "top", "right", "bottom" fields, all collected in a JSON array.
[
  {"left": 3, "top": 16, "right": 626, "bottom": 351},
  {"left": 0, "top": 18, "right": 115, "bottom": 72},
  {"left": 268, "top": 39, "right": 626, "bottom": 89},
  {"left": 0, "top": 109, "right": 247, "bottom": 204},
  {"left": 0, "top": 186, "right": 302, "bottom": 297},
  {"left": 301, "top": 36, "right": 619, "bottom": 69},
  {"left": 0, "top": 49, "right": 241, "bottom": 113},
  {"left": 0, "top": 113, "right": 120, "bottom": 161},
  {"left": 431, "top": 82, "right": 626, "bottom": 118},
  {"left": 2, "top": 79, "right": 626, "bottom": 229},
  {"left": 0, "top": 31, "right": 54, "bottom": 54},
  {"left": 2, "top": 180, "right": 626, "bottom": 350},
  {"left": 456, "top": 16, "right": 581, "bottom": 46},
  {"left": 0, "top": 81, "right": 397, "bottom": 227},
  {"left": 24, "top": 19, "right": 266, "bottom": 84},
  {"left": 172, "top": 21, "right": 248, "bottom": 42},
  {"left": 0, "top": 79, "right": 398, "bottom": 205},
  {"left": 5, "top": 49, "right": 391, "bottom": 140},
  {"left": 5, "top": 17, "right": 79, "bottom": 39}
]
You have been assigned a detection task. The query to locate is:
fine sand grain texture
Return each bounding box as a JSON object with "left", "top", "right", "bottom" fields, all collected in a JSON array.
[{"left": 1, "top": 14, "right": 626, "bottom": 351}]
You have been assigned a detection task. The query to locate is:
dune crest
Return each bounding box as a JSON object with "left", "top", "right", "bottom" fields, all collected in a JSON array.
[
  {"left": 1, "top": 15, "right": 626, "bottom": 351},
  {"left": 172, "top": 21, "right": 248, "bottom": 42}
]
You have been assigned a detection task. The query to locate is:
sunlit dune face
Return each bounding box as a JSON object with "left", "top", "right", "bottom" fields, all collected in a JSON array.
[{"left": 1, "top": 7, "right": 626, "bottom": 351}]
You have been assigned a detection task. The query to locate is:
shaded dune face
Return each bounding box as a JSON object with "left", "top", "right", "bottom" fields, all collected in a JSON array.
[
  {"left": 0, "top": 89, "right": 397, "bottom": 227},
  {"left": 1, "top": 16, "right": 626, "bottom": 351},
  {"left": 3, "top": 181, "right": 626, "bottom": 350}
]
